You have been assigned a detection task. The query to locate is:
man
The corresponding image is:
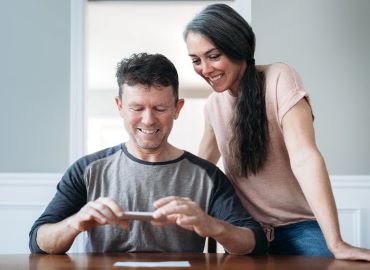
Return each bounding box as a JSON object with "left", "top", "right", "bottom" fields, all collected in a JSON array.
[{"left": 29, "top": 53, "right": 267, "bottom": 255}]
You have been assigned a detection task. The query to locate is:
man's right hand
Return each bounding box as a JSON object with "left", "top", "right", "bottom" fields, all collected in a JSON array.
[
  {"left": 36, "top": 197, "right": 129, "bottom": 254},
  {"left": 67, "top": 197, "right": 130, "bottom": 232}
]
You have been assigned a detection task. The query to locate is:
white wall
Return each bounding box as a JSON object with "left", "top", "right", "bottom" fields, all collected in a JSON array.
[
  {"left": 252, "top": 0, "right": 370, "bottom": 174},
  {"left": 0, "top": 0, "right": 84, "bottom": 254},
  {"left": 332, "top": 176, "right": 370, "bottom": 248},
  {"left": 0, "top": 174, "right": 85, "bottom": 254},
  {"left": 0, "top": 0, "right": 71, "bottom": 173},
  {"left": 0, "top": 174, "right": 59, "bottom": 253},
  {"left": 252, "top": 0, "right": 370, "bottom": 249}
]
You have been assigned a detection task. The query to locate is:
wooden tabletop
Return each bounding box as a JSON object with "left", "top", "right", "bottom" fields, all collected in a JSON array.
[{"left": 0, "top": 253, "right": 369, "bottom": 270}]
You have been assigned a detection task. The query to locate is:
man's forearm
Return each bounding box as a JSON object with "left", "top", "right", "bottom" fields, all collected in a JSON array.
[
  {"left": 211, "top": 220, "right": 256, "bottom": 255},
  {"left": 36, "top": 217, "right": 81, "bottom": 254}
]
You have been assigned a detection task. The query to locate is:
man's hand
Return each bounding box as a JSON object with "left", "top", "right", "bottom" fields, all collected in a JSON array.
[
  {"left": 36, "top": 197, "right": 130, "bottom": 254},
  {"left": 67, "top": 197, "right": 129, "bottom": 232},
  {"left": 152, "top": 196, "right": 222, "bottom": 238},
  {"left": 152, "top": 196, "right": 256, "bottom": 255}
]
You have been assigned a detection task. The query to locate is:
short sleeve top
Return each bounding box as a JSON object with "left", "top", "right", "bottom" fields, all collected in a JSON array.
[{"left": 204, "top": 63, "right": 315, "bottom": 228}]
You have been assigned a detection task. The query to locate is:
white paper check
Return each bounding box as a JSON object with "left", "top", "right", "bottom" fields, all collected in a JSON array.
[{"left": 113, "top": 261, "right": 191, "bottom": 267}]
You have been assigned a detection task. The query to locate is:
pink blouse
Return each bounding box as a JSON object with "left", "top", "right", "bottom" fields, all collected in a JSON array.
[{"left": 204, "top": 63, "right": 315, "bottom": 232}]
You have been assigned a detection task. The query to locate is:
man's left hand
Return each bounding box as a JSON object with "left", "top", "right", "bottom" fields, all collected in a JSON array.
[{"left": 152, "top": 196, "right": 221, "bottom": 238}]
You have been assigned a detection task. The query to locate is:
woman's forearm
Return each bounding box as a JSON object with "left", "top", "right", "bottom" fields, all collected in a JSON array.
[{"left": 291, "top": 150, "right": 342, "bottom": 249}]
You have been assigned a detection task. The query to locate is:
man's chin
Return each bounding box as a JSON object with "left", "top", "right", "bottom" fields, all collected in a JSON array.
[
  {"left": 139, "top": 145, "right": 160, "bottom": 150},
  {"left": 136, "top": 141, "right": 162, "bottom": 150}
]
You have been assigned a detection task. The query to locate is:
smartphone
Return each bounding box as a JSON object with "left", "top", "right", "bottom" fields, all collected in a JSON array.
[{"left": 120, "top": 211, "right": 155, "bottom": 221}]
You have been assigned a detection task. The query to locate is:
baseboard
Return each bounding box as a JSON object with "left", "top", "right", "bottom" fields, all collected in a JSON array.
[
  {"left": 0, "top": 173, "right": 368, "bottom": 186},
  {"left": 0, "top": 173, "right": 61, "bottom": 186},
  {"left": 0, "top": 173, "right": 61, "bottom": 207},
  {"left": 330, "top": 175, "right": 370, "bottom": 188}
]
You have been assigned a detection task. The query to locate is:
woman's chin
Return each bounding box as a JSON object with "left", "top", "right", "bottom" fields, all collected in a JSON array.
[{"left": 211, "top": 86, "right": 228, "bottom": 93}]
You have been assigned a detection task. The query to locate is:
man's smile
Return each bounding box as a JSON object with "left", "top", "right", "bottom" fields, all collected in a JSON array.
[{"left": 138, "top": 128, "right": 159, "bottom": 134}]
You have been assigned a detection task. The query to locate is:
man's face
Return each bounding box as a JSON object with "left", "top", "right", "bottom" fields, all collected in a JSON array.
[{"left": 115, "top": 83, "right": 183, "bottom": 154}]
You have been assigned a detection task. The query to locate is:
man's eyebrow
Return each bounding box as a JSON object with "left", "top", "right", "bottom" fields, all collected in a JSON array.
[
  {"left": 188, "top": 48, "right": 219, "bottom": 57},
  {"left": 128, "top": 102, "right": 142, "bottom": 106},
  {"left": 128, "top": 102, "right": 169, "bottom": 107}
]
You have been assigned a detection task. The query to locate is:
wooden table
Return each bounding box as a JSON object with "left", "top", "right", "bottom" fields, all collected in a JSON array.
[{"left": 0, "top": 253, "right": 369, "bottom": 269}]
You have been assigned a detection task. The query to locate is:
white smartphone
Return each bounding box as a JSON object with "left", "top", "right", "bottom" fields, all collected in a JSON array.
[{"left": 120, "top": 211, "right": 155, "bottom": 221}]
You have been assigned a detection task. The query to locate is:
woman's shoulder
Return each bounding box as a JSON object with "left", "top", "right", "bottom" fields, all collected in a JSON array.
[
  {"left": 258, "top": 62, "right": 303, "bottom": 88},
  {"left": 257, "top": 62, "right": 299, "bottom": 77},
  {"left": 206, "top": 90, "right": 234, "bottom": 104}
]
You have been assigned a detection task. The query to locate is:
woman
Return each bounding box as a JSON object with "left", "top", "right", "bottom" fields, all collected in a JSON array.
[{"left": 184, "top": 3, "right": 370, "bottom": 260}]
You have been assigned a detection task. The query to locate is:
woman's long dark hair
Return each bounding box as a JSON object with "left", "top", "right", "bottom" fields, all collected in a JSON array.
[{"left": 184, "top": 4, "right": 268, "bottom": 177}]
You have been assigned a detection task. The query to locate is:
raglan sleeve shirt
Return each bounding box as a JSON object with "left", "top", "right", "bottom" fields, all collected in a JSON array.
[
  {"left": 28, "top": 157, "right": 89, "bottom": 253},
  {"left": 207, "top": 167, "right": 268, "bottom": 255},
  {"left": 29, "top": 146, "right": 268, "bottom": 254}
]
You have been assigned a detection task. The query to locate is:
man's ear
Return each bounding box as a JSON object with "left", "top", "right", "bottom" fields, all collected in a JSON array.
[
  {"left": 174, "top": 98, "right": 185, "bottom": 120},
  {"left": 115, "top": 96, "right": 123, "bottom": 111}
]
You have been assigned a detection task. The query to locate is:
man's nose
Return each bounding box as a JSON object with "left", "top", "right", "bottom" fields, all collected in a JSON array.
[{"left": 141, "top": 109, "right": 156, "bottom": 125}]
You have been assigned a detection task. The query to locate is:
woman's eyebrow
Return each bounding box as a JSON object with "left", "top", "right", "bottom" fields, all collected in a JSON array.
[{"left": 188, "top": 48, "right": 218, "bottom": 57}]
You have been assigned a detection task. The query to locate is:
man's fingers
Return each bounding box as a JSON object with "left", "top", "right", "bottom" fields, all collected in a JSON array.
[
  {"left": 153, "top": 199, "right": 196, "bottom": 219},
  {"left": 153, "top": 196, "right": 178, "bottom": 208},
  {"left": 72, "top": 207, "right": 108, "bottom": 232},
  {"left": 81, "top": 198, "right": 125, "bottom": 226},
  {"left": 96, "top": 197, "right": 125, "bottom": 218},
  {"left": 90, "top": 201, "right": 118, "bottom": 223},
  {"left": 176, "top": 215, "right": 197, "bottom": 226},
  {"left": 153, "top": 196, "right": 191, "bottom": 208},
  {"left": 151, "top": 214, "right": 177, "bottom": 227},
  {"left": 151, "top": 220, "right": 168, "bottom": 227},
  {"left": 117, "top": 220, "right": 130, "bottom": 229}
]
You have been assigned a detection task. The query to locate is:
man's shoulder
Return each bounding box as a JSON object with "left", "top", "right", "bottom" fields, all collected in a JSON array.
[
  {"left": 71, "top": 144, "right": 123, "bottom": 171},
  {"left": 183, "top": 151, "right": 222, "bottom": 175}
]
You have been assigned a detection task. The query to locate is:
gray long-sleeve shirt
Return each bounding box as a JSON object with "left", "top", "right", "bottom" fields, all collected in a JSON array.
[{"left": 29, "top": 144, "right": 267, "bottom": 254}]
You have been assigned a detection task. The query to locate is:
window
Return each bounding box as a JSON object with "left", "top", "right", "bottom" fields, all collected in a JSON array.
[{"left": 86, "top": 1, "right": 233, "bottom": 154}]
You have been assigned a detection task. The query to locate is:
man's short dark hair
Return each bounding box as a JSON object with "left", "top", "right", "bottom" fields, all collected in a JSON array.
[{"left": 116, "top": 53, "right": 179, "bottom": 102}]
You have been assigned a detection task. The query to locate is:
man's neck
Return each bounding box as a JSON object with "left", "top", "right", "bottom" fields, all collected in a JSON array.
[{"left": 126, "top": 141, "right": 184, "bottom": 163}]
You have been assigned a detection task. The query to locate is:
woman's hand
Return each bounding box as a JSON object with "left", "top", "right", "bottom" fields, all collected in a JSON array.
[{"left": 330, "top": 240, "right": 370, "bottom": 261}]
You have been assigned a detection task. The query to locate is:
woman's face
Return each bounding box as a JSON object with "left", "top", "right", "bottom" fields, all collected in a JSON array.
[{"left": 185, "top": 31, "right": 246, "bottom": 95}]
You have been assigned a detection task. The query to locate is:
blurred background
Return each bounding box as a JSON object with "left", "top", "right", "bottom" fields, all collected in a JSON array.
[{"left": 0, "top": 0, "right": 369, "bottom": 253}]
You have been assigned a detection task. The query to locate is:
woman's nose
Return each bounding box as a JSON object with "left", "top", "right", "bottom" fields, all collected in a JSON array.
[{"left": 201, "top": 61, "right": 213, "bottom": 76}]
